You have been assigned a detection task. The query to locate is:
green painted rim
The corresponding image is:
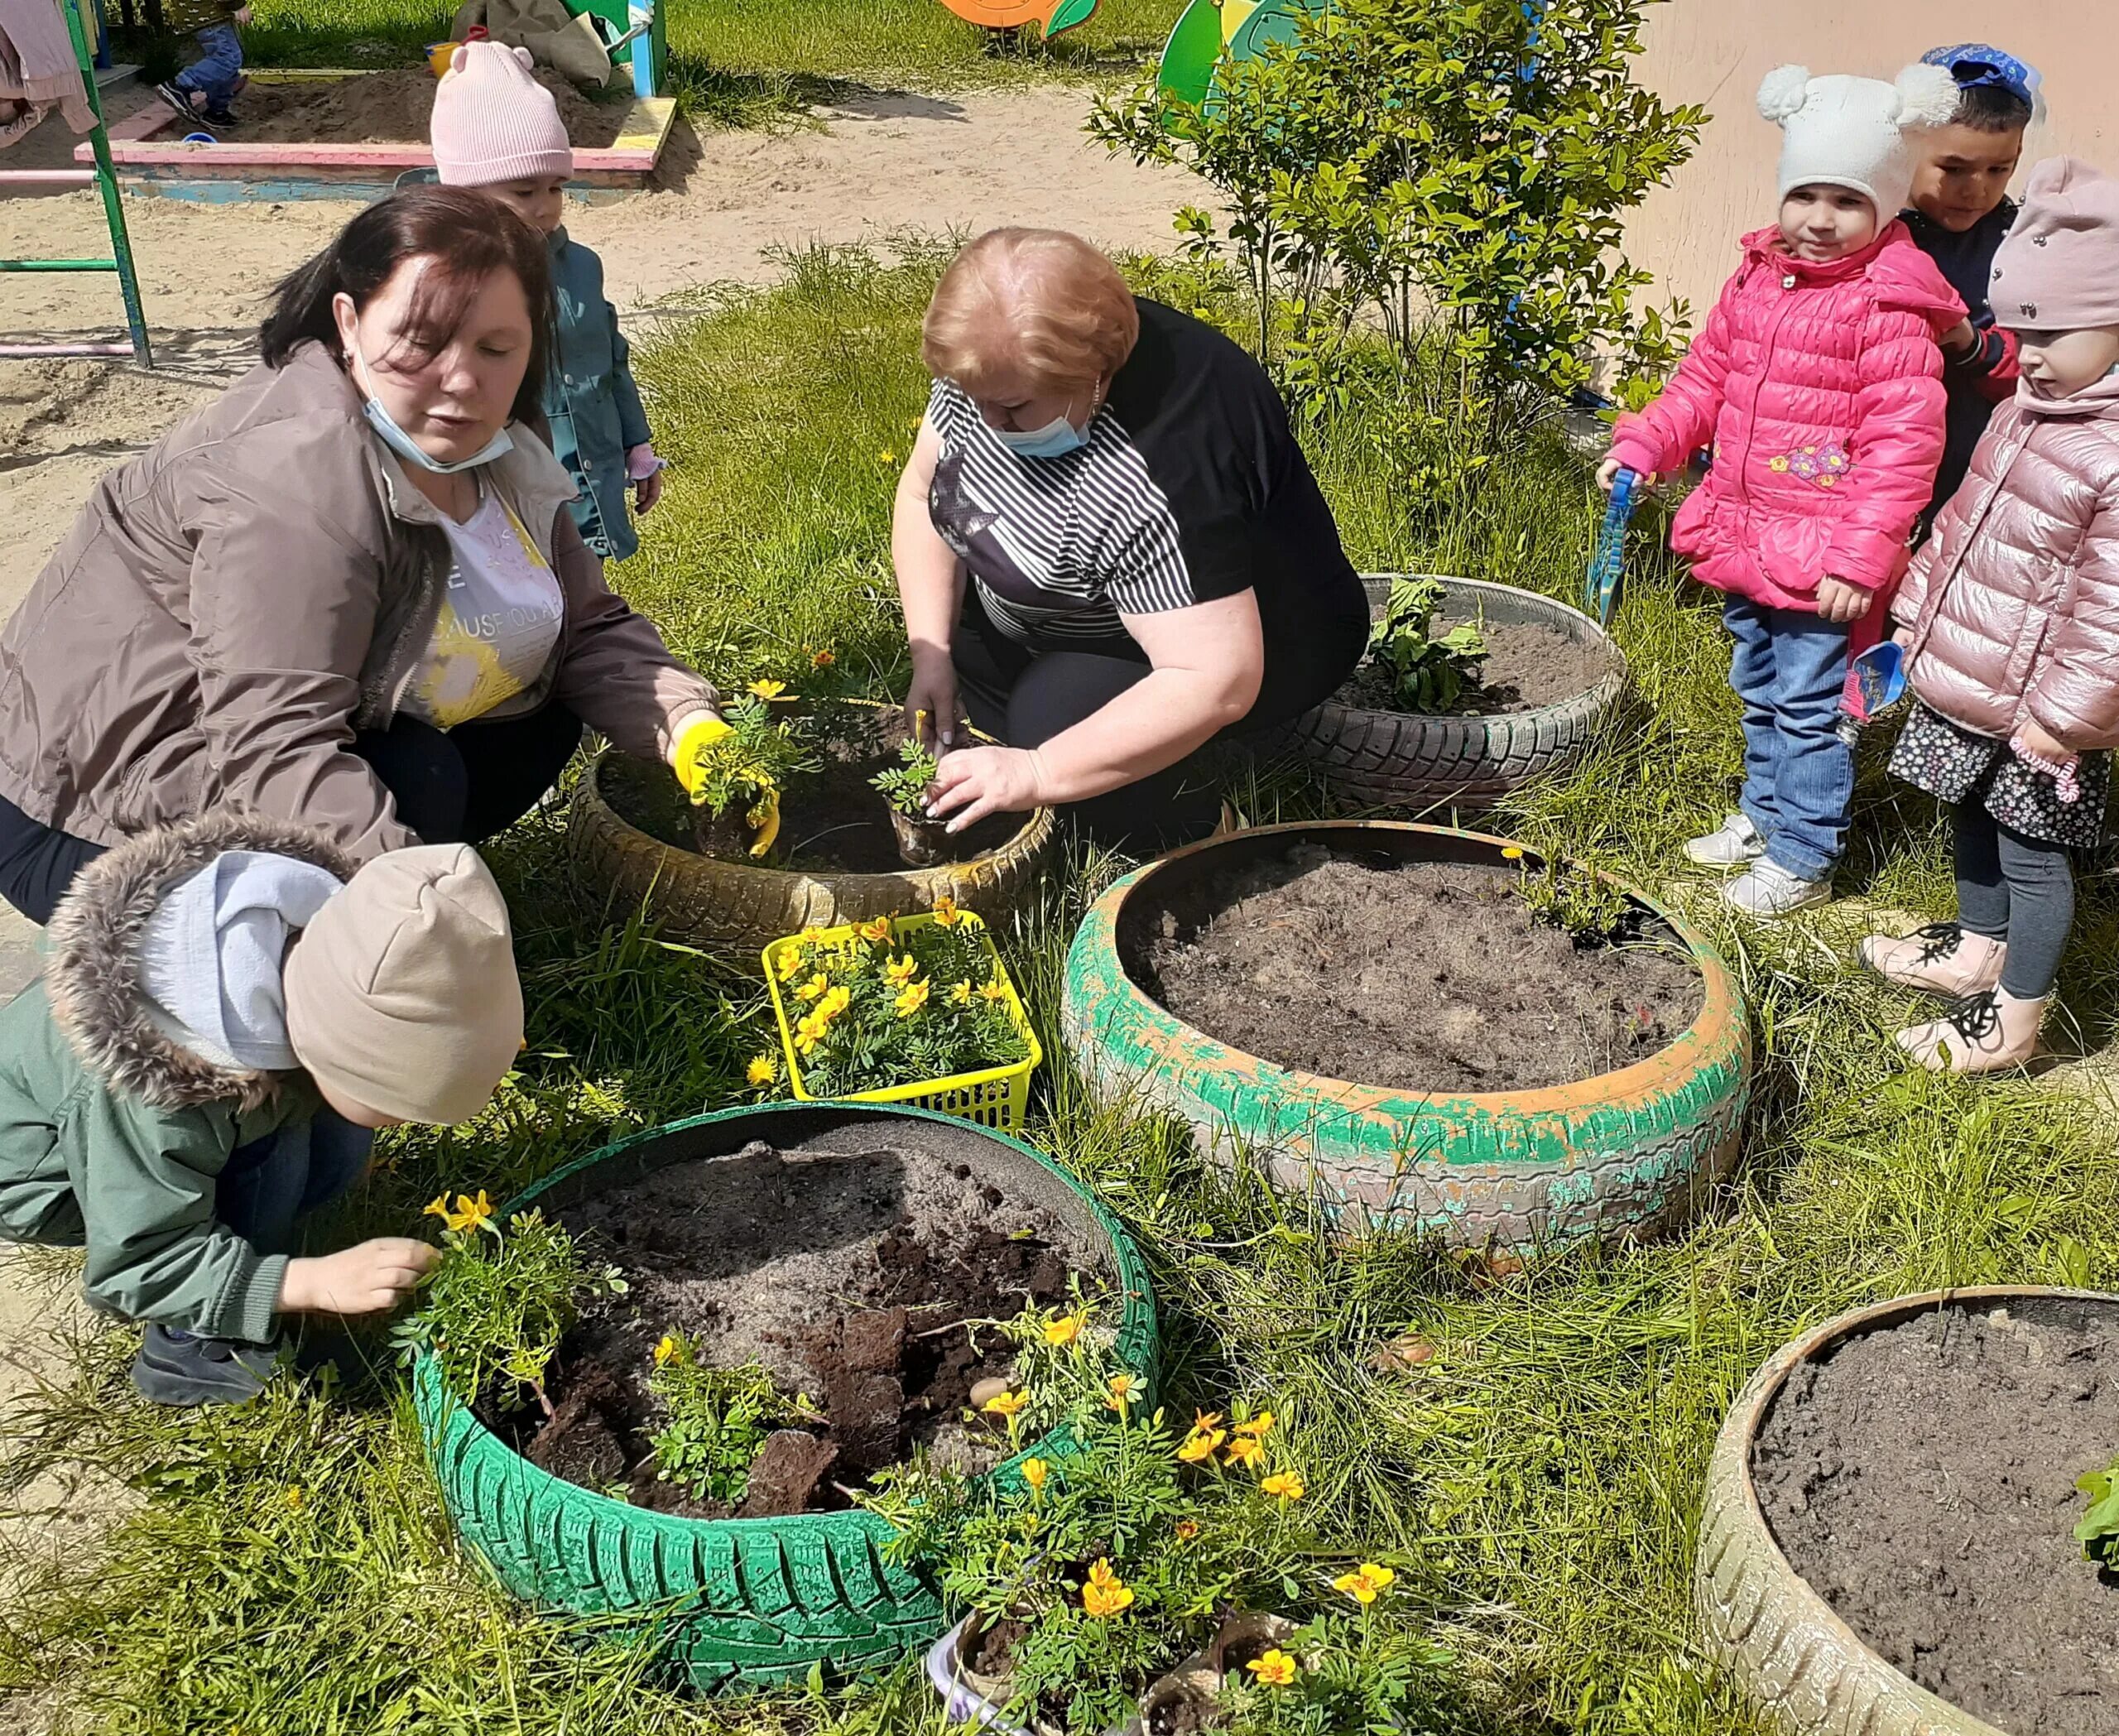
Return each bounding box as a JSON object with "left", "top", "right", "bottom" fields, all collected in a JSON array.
[
  {"left": 412, "top": 1102, "right": 1159, "bottom": 1691},
  {"left": 1060, "top": 821, "right": 1751, "bottom": 1248}
]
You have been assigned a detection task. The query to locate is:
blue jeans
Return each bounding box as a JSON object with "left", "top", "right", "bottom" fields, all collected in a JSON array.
[
  {"left": 175, "top": 23, "right": 243, "bottom": 105},
  {"left": 1723, "top": 597, "right": 1853, "bottom": 882},
  {"left": 217, "top": 1109, "right": 373, "bottom": 1262}
]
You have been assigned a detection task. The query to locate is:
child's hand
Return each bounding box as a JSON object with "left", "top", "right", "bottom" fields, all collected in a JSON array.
[
  {"left": 232, "top": 4, "right": 252, "bottom": 22},
  {"left": 1814, "top": 575, "right": 1872, "bottom": 624},
  {"left": 626, "top": 443, "right": 663, "bottom": 517},
  {"left": 1939, "top": 318, "right": 1977, "bottom": 359},
  {"left": 634, "top": 469, "right": 663, "bottom": 515},
  {"left": 2014, "top": 719, "right": 2078, "bottom": 769},
  {"left": 280, "top": 1240, "right": 439, "bottom": 1315}
]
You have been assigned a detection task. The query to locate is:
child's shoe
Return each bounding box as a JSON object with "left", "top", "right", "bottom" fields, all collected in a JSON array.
[
  {"left": 153, "top": 81, "right": 204, "bottom": 123},
  {"left": 202, "top": 106, "right": 241, "bottom": 127},
  {"left": 1859, "top": 923, "right": 2006, "bottom": 998},
  {"left": 130, "top": 1325, "right": 286, "bottom": 1407},
  {"left": 1684, "top": 812, "right": 1766, "bottom": 868},
  {"left": 1896, "top": 988, "right": 2045, "bottom": 1075},
  {"left": 1723, "top": 858, "right": 1831, "bottom": 918}
]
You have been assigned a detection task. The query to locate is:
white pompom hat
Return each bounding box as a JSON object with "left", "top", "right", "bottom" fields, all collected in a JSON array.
[{"left": 1757, "top": 63, "right": 1962, "bottom": 220}]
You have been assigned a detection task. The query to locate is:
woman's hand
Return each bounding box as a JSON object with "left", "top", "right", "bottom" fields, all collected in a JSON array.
[
  {"left": 905, "top": 649, "right": 963, "bottom": 753},
  {"left": 1814, "top": 575, "right": 1872, "bottom": 624},
  {"left": 926, "top": 745, "right": 1049, "bottom": 832}
]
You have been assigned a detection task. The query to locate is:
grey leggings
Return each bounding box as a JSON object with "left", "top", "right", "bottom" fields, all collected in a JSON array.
[{"left": 1955, "top": 803, "right": 2075, "bottom": 1000}]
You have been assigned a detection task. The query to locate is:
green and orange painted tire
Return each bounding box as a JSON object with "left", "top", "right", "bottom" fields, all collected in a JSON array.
[
  {"left": 1060, "top": 822, "right": 1750, "bottom": 1253},
  {"left": 413, "top": 1104, "right": 1158, "bottom": 1693}
]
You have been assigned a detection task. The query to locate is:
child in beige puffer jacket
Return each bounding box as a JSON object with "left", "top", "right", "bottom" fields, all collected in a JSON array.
[{"left": 1861, "top": 157, "right": 2119, "bottom": 1072}]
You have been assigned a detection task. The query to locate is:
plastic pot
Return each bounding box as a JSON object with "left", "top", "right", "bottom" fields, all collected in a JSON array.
[
  {"left": 412, "top": 1104, "right": 1159, "bottom": 1694},
  {"left": 889, "top": 805, "right": 951, "bottom": 868},
  {"left": 1696, "top": 1285, "right": 2119, "bottom": 1736},
  {"left": 1061, "top": 821, "right": 1750, "bottom": 1254}
]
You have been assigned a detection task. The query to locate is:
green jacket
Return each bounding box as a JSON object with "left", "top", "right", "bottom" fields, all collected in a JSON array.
[
  {"left": 161, "top": 0, "right": 243, "bottom": 36},
  {"left": 542, "top": 229, "right": 652, "bottom": 562},
  {"left": 0, "top": 815, "right": 356, "bottom": 1340}
]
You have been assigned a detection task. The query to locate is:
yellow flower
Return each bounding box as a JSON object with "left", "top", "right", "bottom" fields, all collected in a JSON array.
[
  {"left": 931, "top": 893, "right": 962, "bottom": 927},
  {"left": 1333, "top": 1562, "right": 1397, "bottom": 1606},
  {"left": 982, "top": 1388, "right": 1030, "bottom": 1421},
  {"left": 1261, "top": 1470, "right": 1305, "bottom": 1503},
  {"left": 1081, "top": 1558, "right": 1134, "bottom": 1619},
  {"left": 795, "top": 971, "right": 829, "bottom": 1002},
  {"left": 424, "top": 1190, "right": 494, "bottom": 1235},
  {"left": 747, "top": 1055, "right": 776, "bottom": 1086},
  {"left": 883, "top": 953, "right": 920, "bottom": 986},
  {"left": 1223, "top": 1434, "right": 1265, "bottom": 1469},
  {"left": 811, "top": 649, "right": 836, "bottom": 669},
  {"left": 857, "top": 916, "right": 893, "bottom": 945},
  {"left": 879, "top": 450, "right": 897, "bottom": 465},
  {"left": 894, "top": 979, "right": 931, "bottom": 1017},
  {"left": 1105, "top": 1372, "right": 1138, "bottom": 1416},
  {"left": 1042, "top": 1307, "right": 1088, "bottom": 1348},
  {"left": 949, "top": 979, "right": 973, "bottom": 1006},
  {"left": 1246, "top": 1648, "right": 1298, "bottom": 1687},
  {"left": 1174, "top": 1518, "right": 1199, "bottom": 1541},
  {"left": 1234, "top": 1410, "right": 1274, "bottom": 1439},
  {"left": 282, "top": 1485, "right": 305, "bottom": 1511},
  {"left": 978, "top": 976, "right": 1009, "bottom": 1003},
  {"left": 774, "top": 946, "right": 805, "bottom": 982},
  {"left": 1501, "top": 845, "right": 1524, "bottom": 860},
  {"left": 747, "top": 679, "right": 787, "bottom": 700},
  {"left": 799, "top": 926, "right": 827, "bottom": 945},
  {"left": 1021, "top": 1457, "right": 1049, "bottom": 1493},
  {"left": 1177, "top": 1425, "right": 1227, "bottom": 1464},
  {"left": 795, "top": 1010, "right": 830, "bottom": 1056},
  {"left": 653, "top": 1334, "right": 679, "bottom": 1367},
  {"left": 818, "top": 985, "right": 853, "bottom": 1021}
]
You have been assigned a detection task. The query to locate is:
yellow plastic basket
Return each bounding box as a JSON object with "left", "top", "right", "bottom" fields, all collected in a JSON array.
[{"left": 762, "top": 910, "right": 1041, "bottom": 1130}]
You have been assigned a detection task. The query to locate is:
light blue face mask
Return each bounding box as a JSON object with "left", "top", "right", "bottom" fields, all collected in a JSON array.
[
  {"left": 352, "top": 343, "right": 515, "bottom": 475},
  {"left": 996, "top": 415, "right": 1089, "bottom": 459}
]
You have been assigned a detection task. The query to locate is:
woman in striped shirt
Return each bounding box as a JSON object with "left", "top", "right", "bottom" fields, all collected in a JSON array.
[{"left": 891, "top": 228, "right": 1367, "bottom": 848}]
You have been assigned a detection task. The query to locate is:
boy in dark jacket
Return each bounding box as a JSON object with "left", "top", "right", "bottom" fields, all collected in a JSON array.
[
  {"left": 0, "top": 815, "right": 523, "bottom": 1406},
  {"left": 1903, "top": 43, "right": 2041, "bottom": 535}
]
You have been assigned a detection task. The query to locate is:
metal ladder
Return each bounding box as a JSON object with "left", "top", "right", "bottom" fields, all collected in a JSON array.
[{"left": 0, "top": 0, "right": 151, "bottom": 365}]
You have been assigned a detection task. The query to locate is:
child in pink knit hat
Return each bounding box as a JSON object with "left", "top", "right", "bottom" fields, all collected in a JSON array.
[{"left": 430, "top": 42, "right": 665, "bottom": 561}]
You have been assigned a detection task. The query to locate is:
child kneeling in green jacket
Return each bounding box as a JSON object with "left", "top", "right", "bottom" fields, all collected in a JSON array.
[{"left": 0, "top": 813, "right": 524, "bottom": 1406}]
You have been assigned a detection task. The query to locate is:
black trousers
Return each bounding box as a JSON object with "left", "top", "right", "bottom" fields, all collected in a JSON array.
[
  {"left": 1953, "top": 802, "right": 2075, "bottom": 1001},
  {"left": 0, "top": 704, "right": 583, "bottom": 926},
  {"left": 951, "top": 587, "right": 1362, "bottom": 850}
]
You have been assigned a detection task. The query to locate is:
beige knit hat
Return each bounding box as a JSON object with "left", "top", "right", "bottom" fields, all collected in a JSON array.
[
  {"left": 430, "top": 41, "right": 572, "bottom": 188},
  {"left": 283, "top": 845, "right": 522, "bottom": 1126}
]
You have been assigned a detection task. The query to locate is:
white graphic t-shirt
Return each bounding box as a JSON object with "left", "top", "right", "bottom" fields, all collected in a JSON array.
[{"left": 404, "top": 484, "right": 565, "bottom": 730}]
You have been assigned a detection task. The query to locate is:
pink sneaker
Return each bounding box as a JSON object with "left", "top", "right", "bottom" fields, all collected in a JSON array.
[
  {"left": 1858, "top": 923, "right": 2005, "bottom": 999},
  {"left": 1896, "top": 988, "right": 2045, "bottom": 1075}
]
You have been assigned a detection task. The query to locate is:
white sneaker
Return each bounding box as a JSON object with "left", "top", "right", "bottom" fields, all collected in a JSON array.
[
  {"left": 1723, "top": 858, "right": 1832, "bottom": 918},
  {"left": 1684, "top": 813, "right": 1766, "bottom": 868}
]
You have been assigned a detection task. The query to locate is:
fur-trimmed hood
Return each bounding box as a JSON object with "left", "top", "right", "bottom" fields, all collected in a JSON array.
[{"left": 45, "top": 812, "right": 360, "bottom": 1113}]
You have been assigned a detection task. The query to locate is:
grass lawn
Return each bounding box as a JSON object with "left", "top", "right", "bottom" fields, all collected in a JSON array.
[
  {"left": 3, "top": 243, "right": 2117, "bottom": 1735},
  {"left": 223, "top": 0, "right": 1184, "bottom": 125}
]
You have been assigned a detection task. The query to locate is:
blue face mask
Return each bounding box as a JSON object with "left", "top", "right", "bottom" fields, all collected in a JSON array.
[
  {"left": 995, "top": 414, "right": 1089, "bottom": 459},
  {"left": 352, "top": 343, "right": 515, "bottom": 475}
]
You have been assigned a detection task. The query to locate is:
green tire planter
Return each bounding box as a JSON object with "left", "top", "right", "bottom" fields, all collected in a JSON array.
[
  {"left": 1061, "top": 821, "right": 1751, "bottom": 1253},
  {"left": 412, "top": 1103, "right": 1158, "bottom": 1693}
]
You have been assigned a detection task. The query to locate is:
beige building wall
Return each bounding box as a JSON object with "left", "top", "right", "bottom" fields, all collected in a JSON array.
[{"left": 1623, "top": 2, "right": 2119, "bottom": 329}]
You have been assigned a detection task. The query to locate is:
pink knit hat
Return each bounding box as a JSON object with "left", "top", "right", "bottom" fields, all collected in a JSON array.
[
  {"left": 430, "top": 41, "right": 572, "bottom": 188},
  {"left": 1989, "top": 157, "right": 2119, "bottom": 330}
]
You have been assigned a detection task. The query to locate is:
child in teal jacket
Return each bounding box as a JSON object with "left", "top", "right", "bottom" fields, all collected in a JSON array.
[
  {"left": 0, "top": 815, "right": 525, "bottom": 1406},
  {"left": 430, "top": 42, "right": 665, "bottom": 560}
]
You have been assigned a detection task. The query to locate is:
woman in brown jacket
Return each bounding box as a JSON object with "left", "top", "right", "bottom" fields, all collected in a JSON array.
[
  {"left": 0, "top": 188, "right": 723, "bottom": 925},
  {"left": 1860, "top": 158, "right": 2119, "bottom": 1072}
]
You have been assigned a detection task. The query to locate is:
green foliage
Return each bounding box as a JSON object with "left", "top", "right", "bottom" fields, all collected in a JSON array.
[
  {"left": 392, "top": 1209, "right": 627, "bottom": 1413},
  {"left": 1093, "top": 0, "right": 1702, "bottom": 459},
  {"left": 689, "top": 694, "right": 820, "bottom": 826},
  {"left": 2076, "top": 1458, "right": 2119, "bottom": 1567},
  {"left": 1514, "top": 852, "right": 1631, "bottom": 942},
  {"left": 774, "top": 911, "right": 1029, "bottom": 1097},
  {"left": 1368, "top": 575, "right": 1487, "bottom": 712},
  {"left": 871, "top": 736, "right": 942, "bottom": 818},
  {"left": 645, "top": 1337, "right": 810, "bottom": 1508}
]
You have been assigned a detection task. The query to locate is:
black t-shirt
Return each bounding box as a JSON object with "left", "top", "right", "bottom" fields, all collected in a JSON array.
[{"left": 925, "top": 298, "right": 1363, "bottom": 661}]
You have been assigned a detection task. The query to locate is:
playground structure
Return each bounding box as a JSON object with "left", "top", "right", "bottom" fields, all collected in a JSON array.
[
  {"left": 1156, "top": 0, "right": 1314, "bottom": 107},
  {"left": 73, "top": 0, "right": 675, "bottom": 202},
  {"left": 0, "top": 0, "right": 151, "bottom": 363},
  {"left": 935, "top": 0, "right": 1099, "bottom": 45}
]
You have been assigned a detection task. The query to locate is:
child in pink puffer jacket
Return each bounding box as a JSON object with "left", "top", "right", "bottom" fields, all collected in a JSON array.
[{"left": 1602, "top": 65, "right": 1967, "bottom": 917}]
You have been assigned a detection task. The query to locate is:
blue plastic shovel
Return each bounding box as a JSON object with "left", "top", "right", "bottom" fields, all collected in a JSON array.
[{"left": 1584, "top": 466, "right": 1638, "bottom": 629}]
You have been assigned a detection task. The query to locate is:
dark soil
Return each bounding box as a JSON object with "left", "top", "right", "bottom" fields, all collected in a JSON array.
[
  {"left": 510, "top": 1137, "right": 1096, "bottom": 1517},
  {"left": 214, "top": 67, "right": 632, "bottom": 147},
  {"left": 1127, "top": 845, "right": 1700, "bottom": 1094},
  {"left": 1336, "top": 616, "right": 1616, "bottom": 715},
  {"left": 1755, "top": 1302, "right": 2119, "bottom": 1735},
  {"left": 603, "top": 708, "right": 1021, "bottom": 873}
]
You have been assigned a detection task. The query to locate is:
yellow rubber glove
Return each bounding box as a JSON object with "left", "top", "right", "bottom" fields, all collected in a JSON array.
[
  {"left": 670, "top": 712, "right": 732, "bottom": 802},
  {"left": 746, "top": 791, "right": 781, "bottom": 858}
]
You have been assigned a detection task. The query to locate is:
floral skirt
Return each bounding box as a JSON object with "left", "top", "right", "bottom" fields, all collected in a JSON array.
[{"left": 1888, "top": 703, "right": 2111, "bottom": 849}]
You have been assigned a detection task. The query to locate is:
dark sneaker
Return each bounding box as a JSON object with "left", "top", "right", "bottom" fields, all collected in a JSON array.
[
  {"left": 154, "top": 80, "right": 204, "bottom": 123},
  {"left": 130, "top": 1325, "right": 286, "bottom": 1407},
  {"left": 201, "top": 106, "right": 241, "bottom": 127}
]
